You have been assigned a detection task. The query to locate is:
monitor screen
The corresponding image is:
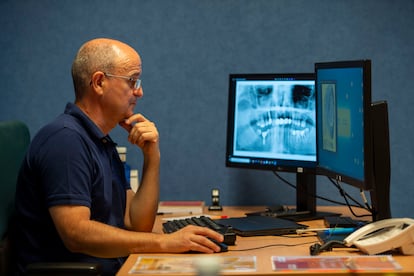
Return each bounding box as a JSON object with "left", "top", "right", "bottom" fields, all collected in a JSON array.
[
  {"left": 226, "top": 73, "right": 316, "bottom": 172},
  {"left": 315, "top": 60, "right": 373, "bottom": 190}
]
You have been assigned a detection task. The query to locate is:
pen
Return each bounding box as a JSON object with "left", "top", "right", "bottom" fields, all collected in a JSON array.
[
  {"left": 323, "top": 227, "right": 356, "bottom": 235},
  {"left": 296, "top": 227, "right": 356, "bottom": 235},
  {"left": 210, "top": 215, "right": 229, "bottom": 219},
  {"left": 157, "top": 212, "right": 193, "bottom": 215}
]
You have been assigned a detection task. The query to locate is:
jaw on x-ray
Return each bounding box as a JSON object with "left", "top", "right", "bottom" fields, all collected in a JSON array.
[{"left": 235, "top": 83, "right": 316, "bottom": 156}]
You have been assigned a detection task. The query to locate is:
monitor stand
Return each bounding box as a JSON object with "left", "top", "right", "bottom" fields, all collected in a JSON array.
[
  {"left": 246, "top": 173, "right": 341, "bottom": 221},
  {"left": 294, "top": 172, "right": 341, "bottom": 221}
]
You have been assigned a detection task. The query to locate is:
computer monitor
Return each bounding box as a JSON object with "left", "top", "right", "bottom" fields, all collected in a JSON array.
[
  {"left": 315, "top": 60, "right": 391, "bottom": 221},
  {"left": 226, "top": 73, "right": 326, "bottom": 217},
  {"left": 226, "top": 73, "right": 317, "bottom": 172}
]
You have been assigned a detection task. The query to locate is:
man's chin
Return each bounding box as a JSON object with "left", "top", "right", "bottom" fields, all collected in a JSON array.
[
  {"left": 118, "top": 115, "right": 131, "bottom": 125},
  {"left": 125, "top": 111, "right": 134, "bottom": 120}
]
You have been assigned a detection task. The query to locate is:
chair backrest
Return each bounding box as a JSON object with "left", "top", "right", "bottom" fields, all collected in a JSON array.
[{"left": 0, "top": 121, "right": 30, "bottom": 238}]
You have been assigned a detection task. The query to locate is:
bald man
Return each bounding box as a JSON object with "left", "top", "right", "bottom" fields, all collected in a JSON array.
[{"left": 11, "top": 38, "right": 223, "bottom": 275}]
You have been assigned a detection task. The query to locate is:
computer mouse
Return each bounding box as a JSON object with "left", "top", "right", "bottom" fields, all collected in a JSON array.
[{"left": 208, "top": 238, "right": 228, "bottom": 252}]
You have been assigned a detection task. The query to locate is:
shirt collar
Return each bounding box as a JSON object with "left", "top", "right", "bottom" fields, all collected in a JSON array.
[{"left": 64, "top": 102, "right": 116, "bottom": 145}]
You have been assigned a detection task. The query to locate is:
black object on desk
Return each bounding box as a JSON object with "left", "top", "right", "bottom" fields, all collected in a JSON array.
[
  {"left": 245, "top": 205, "right": 341, "bottom": 221},
  {"left": 215, "top": 216, "right": 307, "bottom": 237},
  {"left": 324, "top": 216, "right": 367, "bottom": 228},
  {"left": 208, "top": 188, "right": 223, "bottom": 211}
]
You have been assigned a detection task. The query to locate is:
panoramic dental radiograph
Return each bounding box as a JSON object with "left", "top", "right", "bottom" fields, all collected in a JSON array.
[{"left": 235, "top": 83, "right": 316, "bottom": 157}]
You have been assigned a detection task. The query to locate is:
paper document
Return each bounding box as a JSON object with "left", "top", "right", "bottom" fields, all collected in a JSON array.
[
  {"left": 271, "top": 255, "right": 401, "bottom": 272},
  {"left": 129, "top": 255, "right": 256, "bottom": 274}
]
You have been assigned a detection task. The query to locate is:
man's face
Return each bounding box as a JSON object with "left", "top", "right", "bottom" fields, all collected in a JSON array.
[{"left": 102, "top": 53, "right": 143, "bottom": 123}]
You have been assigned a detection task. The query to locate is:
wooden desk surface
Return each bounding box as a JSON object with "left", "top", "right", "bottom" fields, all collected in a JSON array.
[{"left": 117, "top": 206, "right": 414, "bottom": 275}]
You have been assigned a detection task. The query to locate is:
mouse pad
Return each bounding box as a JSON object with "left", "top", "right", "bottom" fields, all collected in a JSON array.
[{"left": 215, "top": 216, "right": 307, "bottom": 237}]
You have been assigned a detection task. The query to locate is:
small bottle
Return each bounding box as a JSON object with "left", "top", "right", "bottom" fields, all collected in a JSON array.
[
  {"left": 130, "top": 169, "right": 139, "bottom": 192},
  {"left": 116, "top": 146, "right": 131, "bottom": 184}
]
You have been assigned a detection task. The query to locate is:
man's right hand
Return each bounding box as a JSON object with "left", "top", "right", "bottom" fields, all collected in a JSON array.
[{"left": 160, "top": 225, "right": 224, "bottom": 253}]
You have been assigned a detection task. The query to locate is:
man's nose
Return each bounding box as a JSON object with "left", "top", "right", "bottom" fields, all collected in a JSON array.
[{"left": 133, "top": 87, "right": 143, "bottom": 98}]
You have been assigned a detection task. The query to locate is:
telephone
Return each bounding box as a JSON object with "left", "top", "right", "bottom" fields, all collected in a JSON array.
[{"left": 344, "top": 218, "right": 414, "bottom": 255}]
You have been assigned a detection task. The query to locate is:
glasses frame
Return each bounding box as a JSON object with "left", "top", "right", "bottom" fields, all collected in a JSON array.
[{"left": 104, "top": 72, "right": 141, "bottom": 90}]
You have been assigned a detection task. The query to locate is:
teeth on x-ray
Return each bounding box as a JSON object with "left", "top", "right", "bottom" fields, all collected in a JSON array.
[{"left": 237, "top": 84, "right": 316, "bottom": 155}]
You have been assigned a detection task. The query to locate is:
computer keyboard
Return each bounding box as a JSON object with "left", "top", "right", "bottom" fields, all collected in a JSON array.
[{"left": 162, "top": 216, "right": 237, "bottom": 246}]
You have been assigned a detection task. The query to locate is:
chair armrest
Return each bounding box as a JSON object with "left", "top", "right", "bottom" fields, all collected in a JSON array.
[{"left": 26, "top": 262, "right": 102, "bottom": 276}]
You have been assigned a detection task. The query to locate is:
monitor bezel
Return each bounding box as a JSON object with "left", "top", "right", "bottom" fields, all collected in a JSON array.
[
  {"left": 315, "top": 60, "right": 373, "bottom": 190},
  {"left": 225, "top": 73, "right": 317, "bottom": 173}
]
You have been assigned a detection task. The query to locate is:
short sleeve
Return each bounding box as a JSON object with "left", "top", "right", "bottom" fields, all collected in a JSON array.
[{"left": 36, "top": 127, "right": 95, "bottom": 208}]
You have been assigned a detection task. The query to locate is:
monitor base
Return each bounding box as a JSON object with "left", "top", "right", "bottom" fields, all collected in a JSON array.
[{"left": 246, "top": 207, "right": 340, "bottom": 222}]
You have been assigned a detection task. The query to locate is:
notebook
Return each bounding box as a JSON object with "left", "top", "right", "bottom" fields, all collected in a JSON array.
[{"left": 215, "top": 216, "right": 307, "bottom": 237}]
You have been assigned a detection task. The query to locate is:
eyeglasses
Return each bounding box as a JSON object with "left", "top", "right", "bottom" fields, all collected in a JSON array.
[{"left": 104, "top": 73, "right": 142, "bottom": 90}]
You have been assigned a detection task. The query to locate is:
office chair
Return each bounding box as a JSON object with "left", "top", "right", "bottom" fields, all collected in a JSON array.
[
  {"left": 0, "top": 120, "right": 30, "bottom": 275},
  {"left": 0, "top": 120, "right": 102, "bottom": 275}
]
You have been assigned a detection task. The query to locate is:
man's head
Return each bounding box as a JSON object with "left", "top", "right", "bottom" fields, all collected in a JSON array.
[{"left": 72, "top": 38, "right": 143, "bottom": 132}]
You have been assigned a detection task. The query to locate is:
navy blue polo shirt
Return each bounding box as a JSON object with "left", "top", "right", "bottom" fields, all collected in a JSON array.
[{"left": 12, "top": 103, "right": 130, "bottom": 275}]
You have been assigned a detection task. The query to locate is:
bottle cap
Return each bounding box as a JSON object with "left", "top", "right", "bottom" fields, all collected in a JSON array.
[
  {"left": 116, "top": 146, "right": 127, "bottom": 162},
  {"left": 116, "top": 146, "right": 127, "bottom": 154}
]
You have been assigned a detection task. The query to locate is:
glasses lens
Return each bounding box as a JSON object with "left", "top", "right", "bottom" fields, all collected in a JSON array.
[{"left": 135, "top": 79, "right": 141, "bottom": 89}]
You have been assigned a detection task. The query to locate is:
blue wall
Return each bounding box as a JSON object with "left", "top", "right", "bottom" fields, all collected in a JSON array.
[{"left": 1, "top": 0, "right": 413, "bottom": 218}]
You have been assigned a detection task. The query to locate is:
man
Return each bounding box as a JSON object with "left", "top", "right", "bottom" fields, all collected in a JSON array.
[{"left": 12, "top": 38, "right": 223, "bottom": 275}]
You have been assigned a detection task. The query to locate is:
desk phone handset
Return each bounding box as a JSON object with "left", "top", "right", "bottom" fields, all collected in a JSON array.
[
  {"left": 310, "top": 218, "right": 414, "bottom": 256},
  {"left": 344, "top": 217, "right": 414, "bottom": 255}
]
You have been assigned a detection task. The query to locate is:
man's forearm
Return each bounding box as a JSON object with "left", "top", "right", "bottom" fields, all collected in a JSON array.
[{"left": 128, "top": 153, "right": 160, "bottom": 231}]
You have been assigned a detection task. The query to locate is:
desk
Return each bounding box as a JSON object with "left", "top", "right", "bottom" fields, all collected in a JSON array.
[{"left": 117, "top": 206, "right": 414, "bottom": 275}]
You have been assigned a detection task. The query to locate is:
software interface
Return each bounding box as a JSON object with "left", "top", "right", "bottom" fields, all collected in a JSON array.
[
  {"left": 317, "top": 67, "right": 365, "bottom": 182},
  {"left": 228, "top": 76, "right": 316, "bottom": 168}
]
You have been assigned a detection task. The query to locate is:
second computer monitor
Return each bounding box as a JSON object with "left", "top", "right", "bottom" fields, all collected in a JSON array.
[{"left": 315, "top": 60, "right": 373, "bottom": 190}]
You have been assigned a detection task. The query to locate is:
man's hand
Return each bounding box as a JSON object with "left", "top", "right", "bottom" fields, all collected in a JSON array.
[
  {"left": 119, "top": 114, "right": 159, "bottom": 154},
  {"left": 159, "top": 225, "right": 225, "bottom": 253},
  {"left": 121, "top": 113, "right": 160, "bottom": 232}
]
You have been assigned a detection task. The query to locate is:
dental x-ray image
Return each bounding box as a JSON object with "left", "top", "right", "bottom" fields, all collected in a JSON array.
[{"left": 234, "top": 81, "right": 316, "bottom": 160}]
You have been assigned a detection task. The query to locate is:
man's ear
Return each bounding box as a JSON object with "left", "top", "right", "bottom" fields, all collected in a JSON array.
[{"left": 90, "top": 71, "right": 105, "bottom": 95}]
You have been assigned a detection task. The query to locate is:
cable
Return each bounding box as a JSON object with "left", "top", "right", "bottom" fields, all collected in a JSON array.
[
  {"left": 272, "top": 171, "right": 296, "bottom": 189},
  {"left": 229, "top": 240, "right": 317, "bottom": 252},
  {"left": 309, "top": 240, "right": 347, "bottom": 256},
  {"left": 272, "top": 171, "right": 373, "bottom": 219},
  {"left": 359, "top": 189, "right": 373, "bottom": 212},
  {"left": 327, "top": 178, "right": 372, "bottom": 218},
  {"left": 272, "top": 171, "right": 368, "bottom": 209},
  {"left": 326, "top": 177, "right": 366, "bottom": 209}
]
